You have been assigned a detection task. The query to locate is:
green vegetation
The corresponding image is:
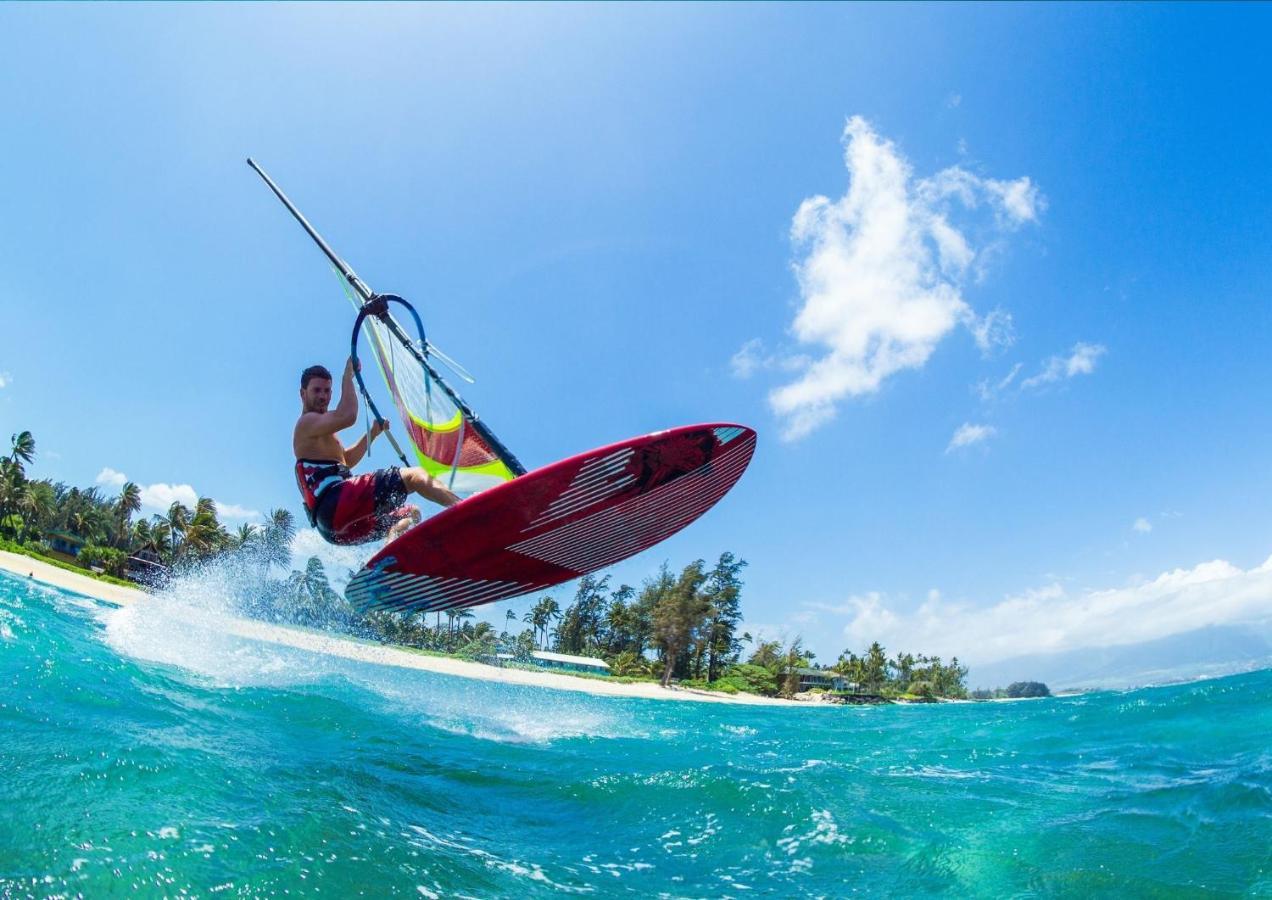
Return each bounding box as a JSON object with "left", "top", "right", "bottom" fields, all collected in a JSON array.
[
  {"left": 831, "top": 643, "right": 970, "bottom": 700},
  {"left": 0, "top": 537, "right": 138, "bottom": 590},
  {"left": 0, "top": 429, "right": 287, "bottom": 584},
  {"left": 970, "top": 681, "right": 1052, "bottom": 700}
]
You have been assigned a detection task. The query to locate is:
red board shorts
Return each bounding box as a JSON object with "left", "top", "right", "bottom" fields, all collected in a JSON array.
[{"left": 314, "top": 467, "right": 414, "bottom": 546}]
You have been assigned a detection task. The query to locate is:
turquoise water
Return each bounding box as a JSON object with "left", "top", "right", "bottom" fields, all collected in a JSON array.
[{"left": 1, "top": 569, "right": 1269, "bottom": 897}]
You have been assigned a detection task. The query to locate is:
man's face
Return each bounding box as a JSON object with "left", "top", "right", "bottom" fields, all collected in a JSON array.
[{"left": 301, "top": 377, "right": 333, "bottom": 414}]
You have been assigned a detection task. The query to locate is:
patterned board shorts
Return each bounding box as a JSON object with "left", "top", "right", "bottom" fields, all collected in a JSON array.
[{"left": 314, "top": 467, "right": 414, "bottom": 545}]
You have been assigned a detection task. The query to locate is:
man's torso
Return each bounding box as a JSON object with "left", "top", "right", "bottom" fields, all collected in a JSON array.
[{"left": 293, "top": 414, "right": 347, "bottom": 463}]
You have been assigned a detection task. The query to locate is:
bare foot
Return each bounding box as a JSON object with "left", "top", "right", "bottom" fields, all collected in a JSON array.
[{"left": 386, "top": 508, "right": 421, "bottom": 542}]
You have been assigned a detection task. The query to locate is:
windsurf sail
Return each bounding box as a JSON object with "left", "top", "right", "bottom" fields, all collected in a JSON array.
[
  {"left": 340, "top": 282, "right": 520, "bottom": 495},
  {"left": 247, "top": 158, "right": 526, "bottom": 497}
]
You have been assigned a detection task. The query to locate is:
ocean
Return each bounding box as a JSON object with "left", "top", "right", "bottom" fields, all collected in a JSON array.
[{"left": 1, "top": 568, "right": 1269, "bottom": 897}]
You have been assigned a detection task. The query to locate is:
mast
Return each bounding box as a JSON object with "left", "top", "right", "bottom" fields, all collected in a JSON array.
[{"left": 247, "top": 158, "right": 527, "bottom": 477}]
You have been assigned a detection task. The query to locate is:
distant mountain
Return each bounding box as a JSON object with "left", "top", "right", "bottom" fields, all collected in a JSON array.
[{"left": 968, "top": 624, "right": 1272, "bottom": 692}]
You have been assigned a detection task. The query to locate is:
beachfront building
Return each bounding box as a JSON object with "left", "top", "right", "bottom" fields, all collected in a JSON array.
[
  {"left": 793, "top": 668, "right": 852, "bottom": 692},
  {"left": 45, "top": 530, "right": 86, "bottom": 563},
  {"left": 529, "top": 651, "right": 611, "bottom": 676},
  {"left": 126, "top": 550, "right": 167, "bottom": 586}
]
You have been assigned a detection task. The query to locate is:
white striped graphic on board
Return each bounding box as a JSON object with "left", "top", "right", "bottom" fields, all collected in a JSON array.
[
  {"left": 524, "top": 446, "right": 636, "bottom": 530},
  {"left": 347, "top": 571, "right": 535, "bottom": 613},
  {"left": 508, "top": 433, "right": 755, "bottom": 573}
]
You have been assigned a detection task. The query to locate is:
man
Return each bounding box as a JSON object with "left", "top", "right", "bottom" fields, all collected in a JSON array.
[{"left": 293, "top": 360, "right": 460, "bottom": 545}]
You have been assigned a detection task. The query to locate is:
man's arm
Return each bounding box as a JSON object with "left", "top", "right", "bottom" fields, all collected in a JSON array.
[
  {"left": 344, "top": 419, "right": 388, "bottom": 469},
  {"left": 295, "top": 358, "right": 359, "bottom": 440}
]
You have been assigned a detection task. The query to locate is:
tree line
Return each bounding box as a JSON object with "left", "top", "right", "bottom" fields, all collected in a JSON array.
[{"left": 0, "top": 430, "right": 293, "bottom": 578}]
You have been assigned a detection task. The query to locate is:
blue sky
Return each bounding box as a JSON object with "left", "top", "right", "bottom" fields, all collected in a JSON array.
[{"left": 2, "top": 3, "right": 1271, "bottom": 668}]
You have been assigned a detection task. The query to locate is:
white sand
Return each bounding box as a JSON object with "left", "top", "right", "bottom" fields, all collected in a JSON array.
[{"left": 0, "top": 549, "right": 794, "bottom": 706}]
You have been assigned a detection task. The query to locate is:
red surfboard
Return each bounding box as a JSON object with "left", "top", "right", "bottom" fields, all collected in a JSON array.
[{"left": 345, "top": 424, "right": 756, "bottom": 613}]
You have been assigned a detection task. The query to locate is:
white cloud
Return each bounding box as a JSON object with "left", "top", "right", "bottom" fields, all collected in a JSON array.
[
  {"left": 95, "top": 466, "right": 257, "bottom": 521},
  {"left": 0, "top": 372, "right": 10, "bottom": 389},
  {"left": 974, "top": 362, "right": 1023, "bottom": 402},
  {"left": 730, "top": 339, "right": 767, "bottom": 379},
  {"left": 95, "top": 467, "right": 128, "bottom": 488},
  {"left": 967, "top": 308, "right": 1016, "bottom": 355},
  {"left": 729, "top": 338, "right": 808, "bottom": 379},
  {"left": 1021, "top": 342, "right": 1106, "bottom": 390},
  {"left": 215, "top": 501, "right": 263, "bottom": 522},
  {"left": 827, "top": 554, "right": 1272, "bottom": 666},
  {"left": 946, "top": 93, "right": 962, "bottom": 109},
  {"left": 1133, "top": 517, "right": 1153, "bottom": 534},
  {"left": 986, "top": 176, "right": 1043, "bottom": 225},
  {"left": 946, "top": 422, "right": 996, "bottom": 452},
  {"left": 139, "top": 482, "right": 199, "bottom": 512},
  {"left": 769, "top": 116, "right": 1042, "bottom": 440}
]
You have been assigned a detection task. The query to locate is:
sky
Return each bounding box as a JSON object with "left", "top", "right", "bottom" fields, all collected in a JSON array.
[{"left": 2, "top": 3, "right": 1271, "bottom": 672}]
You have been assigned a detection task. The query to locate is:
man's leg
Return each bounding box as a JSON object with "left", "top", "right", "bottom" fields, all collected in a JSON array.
[{"left": 400, "top": 467, "right": 462, "bottom": 508}]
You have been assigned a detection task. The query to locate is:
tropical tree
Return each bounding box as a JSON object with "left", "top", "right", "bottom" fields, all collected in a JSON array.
[
  {"left": 697, "top": 552, "right": 747, "bottom": 681},
  {"left": 235, "top": 523, "right": 259, "bottom": 549},
  {"left": 7, "top": 431, "right": 35, "bottom": 468},
  {"left": 0, "top": 431, "right": 35, "bottom": 538},
  {"left": 146, "top": 517, "right": 174, "bottom": 562},
  {"left": 111, "top": 482, "right": 142, "bottom": 548},
  {"left": 747, "top": 639, "right": 783, "bottom": 670},
  {"left": 260, "top": 508, "right": 296, "bottom": 571},
  {"left": 182, "top": 497, "right": 230, "bottom": 558},
  {"left": 17, "top": 480, "right": 56, "bottom": 544},
  {"left": 650, "top": 560, "right": 710, "bottom": 687},
  {"left": 524, "top": 596, "right": 561, "bottom": 650},
  {"left": 165, "top": 502, "right": 191, "bottom": 558},
  {"left": 554, "top": 574, "right": 610, "bottom": 655}
]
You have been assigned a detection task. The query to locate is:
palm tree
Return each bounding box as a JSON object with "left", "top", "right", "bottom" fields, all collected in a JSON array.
[
  {"left": 17, "top": 480, "right": 55, "bottom": 544},
  {"left": 260, "top": 508, "right": 296, "bottom": 571},
  {"left": 183, "top": 497, "right": 227, "bottom": 558},
  {"left": 147, "top": 517, "right": 173, "bottom": 562},
  {"left": 235, "top": 523, "right": 258, "bottom": 548},
  {"left": 115, "top": 481, "right": 142, "bottom": 520},
  {"left": 540, "top": 598, "right": 561, "bottom": 650},
  {"left": 109, "top": 482, "right": 142, "bottom": 549},
  {"left": 504, "top": 608, "right": 517, "bottom": 637},
  {"left": 7, "top": 431, "right": 34, "bottom": 468},
  {"left": 0, "top": 431, "right": 35, "bottom": 537},
  {"left": 165, "top": 502, "right": 191, "bottom": 557}
]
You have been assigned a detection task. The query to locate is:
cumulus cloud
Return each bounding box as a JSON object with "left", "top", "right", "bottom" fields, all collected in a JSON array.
[
  {"left": 96, "top": 465, "right": 256, "bottom": 519},
  {"left": 826, "top": 554, "right": 1272, "bottom": 666},
  {"left": 139, "top": 482, "right": 199, "bottom": 512},
  {"left": 1133, "top": 517, "right": 1153, "bottom": 534},
  {"left": 769, "top": 116, "right": 1042, "bottom": 440},
  {"left": 1021, "top": 342, "right": 1106, "bottom": 390},
  {"left": 95, "top": 467, "right": 128, "bottom": 488},
  {"left": 215, "top": 502, "right": 263, "bottom": 522},
  {"left": 946, "top": 422, "right": 996, "bottom": 452}
]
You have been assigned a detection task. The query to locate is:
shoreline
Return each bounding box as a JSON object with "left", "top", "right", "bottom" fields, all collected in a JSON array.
[{"left": 0, "top": 549, "right": 797, "bottom": 706}]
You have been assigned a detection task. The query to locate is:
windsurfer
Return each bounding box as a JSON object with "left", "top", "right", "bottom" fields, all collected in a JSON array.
[{"left": 293, "top": 360, "right": 460, "bottom": 545}]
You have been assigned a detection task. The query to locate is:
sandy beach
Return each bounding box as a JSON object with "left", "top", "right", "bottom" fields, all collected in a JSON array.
[{"left": 0, "top": 549, "right": 794, "bottom": 706}]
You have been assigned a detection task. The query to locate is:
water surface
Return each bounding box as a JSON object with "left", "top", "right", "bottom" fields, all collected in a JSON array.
[{"left": 1, "top": 570, "right": 1269, "bottom": 896}]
